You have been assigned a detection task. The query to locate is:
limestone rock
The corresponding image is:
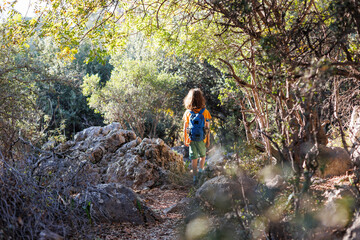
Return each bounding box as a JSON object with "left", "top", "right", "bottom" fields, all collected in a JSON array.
[
  {"left": 196, "top": 175, "right": 256, "bottom": 212},
  {"left": 299, "top": 142, "right": 352, "bottom": 177},
  {"left": 317, "top": 145, "right": 352, "bottom": 177},
  {"left": 265, "top": 174, "right": 287, "bottom": 190},
  {"left": 318, "top": 187, "right": 356, "bottom": 229},
  {"left": 106, "top": 137, "right": 185, "bottom": 189},
  {"left": 79, "top": 183, "right": 160, "bottom": 224},
  {"left": 37, "top": 123, "right": 185, "bottom": 191},
  {"left": 171, "top": 145, "right": 189, "bottom": 159},
  {"left": 163, "top": 198, "right": 192, "bottom": 214},
  {"left": 351, "top": 147, "right": 360, "bottom": 167}
]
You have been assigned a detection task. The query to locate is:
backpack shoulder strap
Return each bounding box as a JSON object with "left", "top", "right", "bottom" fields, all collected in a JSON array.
[{"left": 199, "top": 108, "right": 206, "bottom": 114}]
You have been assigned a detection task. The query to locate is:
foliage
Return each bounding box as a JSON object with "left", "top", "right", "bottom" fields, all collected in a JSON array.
[
  {"left": 82, "top": 39, "right": 180, "bottom": 139},
  {"left": 35, "top": 40, "right": 107, "bottom": 140},
  {"left": 157, "top": 53, "right": 246, "bottom": 147},
  {"left": 0, "top": 23, "right": 47, "bottom": 159},
  {"left": 0, "top": 13, "right": 111, "bottom": 158},
  {"left": 119, "top": 2, "right": 360, "bottom": 199}
]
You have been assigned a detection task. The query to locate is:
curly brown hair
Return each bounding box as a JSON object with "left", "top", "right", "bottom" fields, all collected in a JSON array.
[{"left": 183, "top": 88, "right": 206, "bottom": 110}]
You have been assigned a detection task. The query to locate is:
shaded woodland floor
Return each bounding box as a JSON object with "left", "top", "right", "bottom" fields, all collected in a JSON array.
[
  {"left": 91, "top": 186, "right": 191, "bottom": 239},
  {"left": 88, "top": 173, "right": 355, "bottom": 240}
]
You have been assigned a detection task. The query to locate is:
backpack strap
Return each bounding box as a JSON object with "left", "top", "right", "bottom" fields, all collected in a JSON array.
[{"left": 189, "top": 108, "right": 205, "bottom": 115}]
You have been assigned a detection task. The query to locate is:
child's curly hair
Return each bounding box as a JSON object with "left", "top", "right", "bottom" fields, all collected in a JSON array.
[{"left": 183, "top": 88, "right": 206, "bottom": 110}]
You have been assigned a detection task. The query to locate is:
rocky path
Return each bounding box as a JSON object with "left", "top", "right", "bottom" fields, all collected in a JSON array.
[{"left": 92, "top": 185, "right": 191, "bottom": 240}]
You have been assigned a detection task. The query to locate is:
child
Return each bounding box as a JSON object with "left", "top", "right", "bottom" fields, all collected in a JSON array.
[{"left": 183, "top": 88, "right": 211, "bottom": 185}]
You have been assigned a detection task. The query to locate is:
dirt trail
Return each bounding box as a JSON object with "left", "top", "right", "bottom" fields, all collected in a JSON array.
[
  {"left": 90, "top": 173, "right": 356, "bottom": 239},
  {"left": 92, "top": 186, "right": 191, "bottom": 240}
]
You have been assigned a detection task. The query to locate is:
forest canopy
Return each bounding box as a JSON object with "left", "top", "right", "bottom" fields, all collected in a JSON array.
[
  {"left": 0, "top": 1, "right": 358, "bottom": 154},
  {"left": 3, "top": 0, "right": 359, "bottom": 154}
]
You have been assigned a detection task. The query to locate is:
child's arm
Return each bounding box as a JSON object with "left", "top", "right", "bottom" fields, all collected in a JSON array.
[{"left": 183, "top": 121, "right": 189, "bottom": 147}]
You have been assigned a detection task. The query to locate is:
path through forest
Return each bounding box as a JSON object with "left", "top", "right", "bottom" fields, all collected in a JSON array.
[
  {"left": 90, "top": 173, "right": 354, "bottom": 239},
  {"left": 91, "top": 185, "right": 191, "bottom": 239}
]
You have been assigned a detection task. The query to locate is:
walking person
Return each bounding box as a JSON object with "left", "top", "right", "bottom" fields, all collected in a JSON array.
[{"left": 183, "top": 88, "right": 211, "bottom": 185}]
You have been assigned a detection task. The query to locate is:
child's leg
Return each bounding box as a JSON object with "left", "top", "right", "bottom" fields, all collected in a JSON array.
[
  {"left": 192, "top": 158, "right": 198, "bottom": 176},
  {"left": 199, "top": 156, "right": 206, "bottom": 171},
  {"left": 189, "top": 141, "right": 199, "bottom": 176}
]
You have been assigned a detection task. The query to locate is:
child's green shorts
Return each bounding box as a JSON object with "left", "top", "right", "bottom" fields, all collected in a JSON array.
[{"left": 189, "top": 141, "right": 206, "bottom": 160}]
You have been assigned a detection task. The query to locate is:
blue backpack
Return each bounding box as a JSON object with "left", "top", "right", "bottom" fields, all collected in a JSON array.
[{"left": 188, "top": 108, "right": 206, "bottom": 141}]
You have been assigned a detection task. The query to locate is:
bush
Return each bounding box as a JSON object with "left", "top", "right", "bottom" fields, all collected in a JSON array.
[{"left": 0, "top": 152, "right": 91, "bottom": 239}]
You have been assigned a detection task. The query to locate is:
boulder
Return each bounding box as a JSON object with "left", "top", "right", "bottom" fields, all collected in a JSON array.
[
  {"left": 78, "top": 183, "right": 160, "bottom": 224},
  {"left": 106, "top": 138, "right": 185, "bottom": 189},
  {"left": 206, "top": 215, "right": 248, "bottom": 240},
  {"left": 259, "top": 165, "right": 288, "bottom": 191},
  {"left": 317, "top": 145, "right": 352, "bottom": 177},
  {"left": 306, "top": 186, "right": 359, "bottom": 239},
  {"left": 265, "top": 174, "right": 286, "bottom": 190},
  {"left": 38, "top": 123, "right": 185, "bottom": 190},
  {"left": 195, "top": 174, "right": 257, "bottom": 212},
  {"left": 163, "top": 198, "right": 192, "bottom": 214},
  {"left": 299, "top": 142, "right": 352, "bottom": 177}
]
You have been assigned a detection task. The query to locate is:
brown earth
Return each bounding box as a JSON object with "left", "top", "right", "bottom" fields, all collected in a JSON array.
[{"left": 91, "top": 186, "right": 191, "bottom": 240}]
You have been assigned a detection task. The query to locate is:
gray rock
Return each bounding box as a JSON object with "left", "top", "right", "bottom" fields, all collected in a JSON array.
[
  {"left": 80, "top": 183, "right": 160, "bottom": 224},
  {"left": 39, "top": 123, "right": 185, "bottom": 191},
  {"left": 101, "top": 122, "right": 122, "bottom": 135},
  {"left": 196, "top": 175, "right": 256, "bottom": 212},
  {"left": 299, "top": 142, "right": 352, "bottom": 177},
  {"left": 351, "top": 146, "right": 360, "bottom": 167},
  {"left": 42, "top": 141, "right": 56, "bottom": 151},
  {"left": 103, "top": 131, "right": 126, "bottom": 153},
  {"left": 163, "top": 198, "right": 192, "bottom": 214},
  {"left": 265, "top": 174, "right": 287, "bottom": 190},
  {"left": 116, "top": 137, "right": 141, "bottom": 154},
  {"left": 171, "top": 145, "right": 189, "bottom": 158},
  {"left": 87, "top": 144, "right": 106, "bottom": 164},
  {"left": 55, "top": 140, "right": 75, "bottom": 152},
  {"left": 74, "top": 126, "right": 102, "bottom": 142},
  {"left": 106, "top": 137, "right": 185, "bottom": 189},
  {"left": 343, "top": 213, "right": 360, "bottom": 240},
  {"left": 39, "top": 229, "right": 63, "bottom": 240}
]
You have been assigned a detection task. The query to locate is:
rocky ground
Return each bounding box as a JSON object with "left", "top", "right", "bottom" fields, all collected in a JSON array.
[
  {"left": 2, "top": 123, "right": 359, "bottom": 239},
  {"left": 90, "top": 185, "right": 191, "bottom": 240},
  {"left": 89, "top": 173, "right": 358, "bottom": 240},
  {"left": 32, "top": 123, "right": 360, "bottom": 240}
]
